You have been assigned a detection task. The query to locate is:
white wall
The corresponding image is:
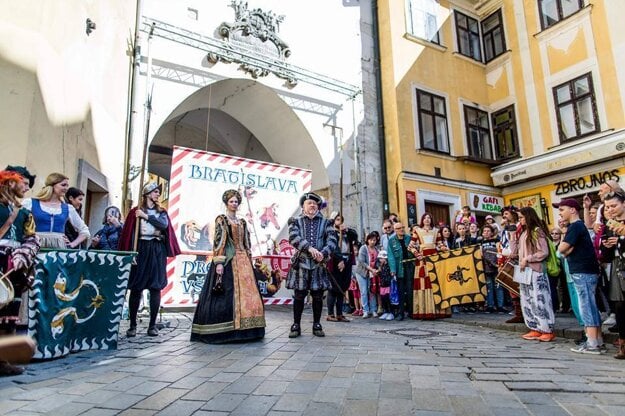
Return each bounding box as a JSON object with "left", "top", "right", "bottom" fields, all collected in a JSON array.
[{"left": 0, "top": 0, "right": 136, "bottom": 223}]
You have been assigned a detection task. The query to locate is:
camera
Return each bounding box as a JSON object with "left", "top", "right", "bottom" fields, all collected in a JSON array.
[{"left": 504, "top": 224, "right": 518, "bottom": 232}]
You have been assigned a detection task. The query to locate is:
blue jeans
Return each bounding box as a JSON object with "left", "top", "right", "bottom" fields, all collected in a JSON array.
[
  {"left": 485, "top": 273, "right": 504, "bottom": 309},
  {"left": 570, "top": 273, "right": 601, "bottom": 327},
  {"left": 356, "top": 274, "right": 377, "bottom": 314},
  {"left": 567, "top": 281, "right": 584, "bottom": 326}
]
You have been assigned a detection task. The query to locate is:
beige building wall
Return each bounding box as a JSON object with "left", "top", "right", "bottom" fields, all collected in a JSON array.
[{"left": 0, "top": 1, "right": 136, "bottom": 227}]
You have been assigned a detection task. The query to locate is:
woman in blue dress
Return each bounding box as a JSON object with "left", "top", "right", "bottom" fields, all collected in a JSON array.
[{"left": 22, "top": 173, "right": 90, "bottom": 249}]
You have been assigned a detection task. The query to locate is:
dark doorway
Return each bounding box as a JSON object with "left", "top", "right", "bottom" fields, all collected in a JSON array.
[{"left": 425, "top": 202, "right": 450, "bottom": 227}]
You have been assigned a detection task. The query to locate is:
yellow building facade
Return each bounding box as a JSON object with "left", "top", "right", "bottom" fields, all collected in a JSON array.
[{"left": 378, "top": 0, "right": 625, "bottom": 228}]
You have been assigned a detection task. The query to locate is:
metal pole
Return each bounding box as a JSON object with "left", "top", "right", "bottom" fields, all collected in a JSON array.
[
  {"left": 133, "top": 92, "right": 152, "bottom": 252},
  {"left": 338, "top": 126, "right": 343, "bottom": 249},
  {"left": 132, "top": 24, "right": 155, "bottom": 252},
  {"left": 123, "top": 0, "right": 145, "bottom": 215}
]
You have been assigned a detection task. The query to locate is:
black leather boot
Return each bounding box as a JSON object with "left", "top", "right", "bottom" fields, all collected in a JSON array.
[
  {"left": 288, "top": 323, "right": 301, "bottom": 338},
  {"left": 312, "top": 323, "right": 325, "bottom": 337}
]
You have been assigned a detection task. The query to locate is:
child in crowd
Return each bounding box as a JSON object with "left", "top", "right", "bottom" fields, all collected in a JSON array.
[
  {"left": 376, "top": 250, "right": 394, "bottom": 321},
  {"left": 350, "top": 243, "right": 363, "bottom": 316},
  {"left": 469, "top": 222, "right": 483, "bottom": 244},
  {"left": 349, "top": 275, "right": 362, "bottom": 316}
]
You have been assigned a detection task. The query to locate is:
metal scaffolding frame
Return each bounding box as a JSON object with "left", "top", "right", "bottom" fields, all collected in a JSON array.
[{"left": 140, "top": 17, "right": 362, "bottom": 98}]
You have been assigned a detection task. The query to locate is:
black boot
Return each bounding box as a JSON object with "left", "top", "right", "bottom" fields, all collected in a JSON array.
[
  {"left": 312, "top": 323, "right": 325, "bottom": 337},
  {"left": 289, "top": 323, "right": 301, "bottom": 338},
  {"left": 0, "top": 361, "right": 23, "bottom": 377}
]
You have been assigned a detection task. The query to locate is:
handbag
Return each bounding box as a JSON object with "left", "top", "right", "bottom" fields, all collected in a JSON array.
[
  {"left": 495, "top": 261, "right": 519, "bottom": 296},
  {"left": 369, "top": 273, "right": 380, "bottom": 295},
  {"left": 0, "top": 270, "right": 15, "bottom": 310},
  {"left": 512, "top": 265, "right": 532, "bottom": 285},
  {"left": 389, "top": 279, "right": 399, "bottom": 305}
]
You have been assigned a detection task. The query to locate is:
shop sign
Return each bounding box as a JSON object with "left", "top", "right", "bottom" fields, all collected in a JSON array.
[
  {"left": 469, "top": 193, "right": 503, "bottom": 214},
  {"left": 510, "top": 194, "right": 543, "bottom": 219},
  {"left": 554, "top": 169, "right": 620, "bottom": 196}
]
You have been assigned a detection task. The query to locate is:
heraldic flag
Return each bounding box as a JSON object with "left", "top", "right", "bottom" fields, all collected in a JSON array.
[
  {"left": 28, "top": 249, "right": 136, "bottom": 360},
  {"left": 423, "top": 246, "right": 487, "bottom": 309}
]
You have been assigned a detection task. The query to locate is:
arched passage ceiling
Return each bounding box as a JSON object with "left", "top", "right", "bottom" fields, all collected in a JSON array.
[{"left": 149, "top": 78, "right": 329, "bottom": 190}]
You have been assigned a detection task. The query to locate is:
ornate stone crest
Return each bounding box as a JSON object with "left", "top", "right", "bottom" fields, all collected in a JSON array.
[{"left": 208, "top": 1, "right": 296, "bottom": 85}]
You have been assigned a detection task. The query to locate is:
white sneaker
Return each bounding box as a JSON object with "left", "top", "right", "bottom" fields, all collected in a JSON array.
[
  {"left": 603, "top": 313, "right": 616, "bottom": 326},
  {"left": 385, "top": 313, "right": 394, "bottom": 320},
  {"left": 362, "top": 312, "right": 370, "bottom": 319},
  {"left": 379, "top": 313, "right": 388, "bottom": 320},
  {"left": 372, "top": 312, "right": 379, "bottom": 318}
]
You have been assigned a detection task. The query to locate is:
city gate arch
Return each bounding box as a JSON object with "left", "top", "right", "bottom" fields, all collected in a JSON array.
[{"left": 148, "top": 78, "right": 329, "bottom": 191}]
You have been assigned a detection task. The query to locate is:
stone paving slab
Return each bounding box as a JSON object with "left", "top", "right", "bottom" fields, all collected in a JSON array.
[{"left": 0, "top": 308, "right": 624, "bottom": 415}]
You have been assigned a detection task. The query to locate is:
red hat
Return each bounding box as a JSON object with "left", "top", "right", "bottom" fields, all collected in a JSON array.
[{"left": 552, "top": 198, "right": 581, "bottom": 211}]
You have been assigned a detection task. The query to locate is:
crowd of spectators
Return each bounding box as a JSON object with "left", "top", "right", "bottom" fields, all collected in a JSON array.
[{"left": 326, "top": 181, "right": 625, "bottom": 360}]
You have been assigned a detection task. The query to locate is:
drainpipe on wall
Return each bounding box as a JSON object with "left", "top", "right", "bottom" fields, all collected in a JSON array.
[{"left": 371, "top": 0, "right": 390, "bottom": 216}]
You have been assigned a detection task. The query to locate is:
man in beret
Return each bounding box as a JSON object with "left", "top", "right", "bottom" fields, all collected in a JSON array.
[{"left": 285, "top": 192, "right": 337, "bottom": 338}]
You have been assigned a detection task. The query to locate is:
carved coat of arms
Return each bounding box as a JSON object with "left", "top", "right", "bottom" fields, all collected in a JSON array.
[{"left": 208, "top": 1, "right": 296, "bottom": 85}]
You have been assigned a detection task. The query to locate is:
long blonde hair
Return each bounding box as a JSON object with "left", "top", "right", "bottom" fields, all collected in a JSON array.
[{"left": 34, "top": 172, "right": 68, "bottom": 201}]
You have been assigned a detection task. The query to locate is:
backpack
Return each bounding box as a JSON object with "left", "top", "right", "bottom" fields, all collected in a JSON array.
[
  {"left": 533, "top": 228, "right": 560, "bottom": 278},
  {"left": 545, "top": 239, "right": 561, "bottom": 278}
]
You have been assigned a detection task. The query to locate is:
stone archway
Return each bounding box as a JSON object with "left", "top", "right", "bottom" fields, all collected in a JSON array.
[{"left": 148, "top": 78, "right": 329, "bottom": 191}]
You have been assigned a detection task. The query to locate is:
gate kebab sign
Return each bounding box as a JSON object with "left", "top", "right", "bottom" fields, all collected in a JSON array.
[
  {"left": 161, "top": 146, "right": 311, "bottom": 308},
  {"left": 469, "top": 192, "right": 503, "bottom": 215}
]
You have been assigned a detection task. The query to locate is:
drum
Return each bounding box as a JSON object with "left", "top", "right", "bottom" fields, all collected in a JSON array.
[
  {"left": 495, "top": 261, "right": 520, "bottom": 297},
  {"left": 0, "top": 271, "right": 15, "bottom": 310}
]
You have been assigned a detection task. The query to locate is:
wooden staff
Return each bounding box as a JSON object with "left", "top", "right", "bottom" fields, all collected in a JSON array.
[
  {"left": 338, "top": 130, "right": 344, "bottom": 249},
  {"left": 132, "top": 92, "right": 153, "bottom": 252}
]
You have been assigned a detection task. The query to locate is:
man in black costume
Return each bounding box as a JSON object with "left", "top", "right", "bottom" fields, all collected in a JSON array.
[
  {"left": 326, "top": 212, "right": 357, "bottom": 322},
  {"left": 285, "top": 192, "right": 337, "bottom": 337}
]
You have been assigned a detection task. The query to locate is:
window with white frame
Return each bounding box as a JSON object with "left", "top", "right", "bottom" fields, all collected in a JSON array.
[
  {"left": 538, "top": 0, "right": 584, "bottom": 30},
  {"left": 464, "top": 106, "right": 492, "bottom": 160},
  {"left": 416, "top": 89, "right": 450, "bottom": 153},
  {"left": 553, "top": 73, "right": 599, "bottom": 142},
  {"left": 406, "top": 0, "right": 440, "bottom": 44}
]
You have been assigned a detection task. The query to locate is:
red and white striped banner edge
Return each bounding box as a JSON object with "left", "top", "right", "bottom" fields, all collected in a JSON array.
[
  {"left": 160, "top": 296, "right": 292, "bottom": 307},
  {"left": 171, "top": 145, "right": 312, "bottom": 179}
]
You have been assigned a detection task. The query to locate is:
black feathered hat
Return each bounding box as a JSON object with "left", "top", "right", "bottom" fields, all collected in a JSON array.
[
  {"left": 299, "top": 192, "right": 323, "bottom": 207},
  {"left": 5, "top": 165, "right": 36, "bottom": 189}
]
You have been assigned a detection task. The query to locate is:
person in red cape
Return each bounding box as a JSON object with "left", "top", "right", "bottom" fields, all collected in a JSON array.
[{"left": 119, "top": 183, "right": 181, "bottom": 337}]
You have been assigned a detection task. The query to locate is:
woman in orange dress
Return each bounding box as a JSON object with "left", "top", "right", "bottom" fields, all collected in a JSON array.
[{"left": 412, "top": 213, "right": 451, "bottom": 319}]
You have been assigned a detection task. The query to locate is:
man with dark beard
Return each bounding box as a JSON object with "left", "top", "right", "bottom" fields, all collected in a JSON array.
[
  {"left": 286, "top": 193, "right": 337, "bottom": 338},
  {"left": 0, "top": 170, "right": 39, "bottom": 375}
]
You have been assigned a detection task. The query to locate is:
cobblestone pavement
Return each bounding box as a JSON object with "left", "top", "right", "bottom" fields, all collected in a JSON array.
[{"left": 1, "top": 307, "right": 624, "bottom": 416}]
